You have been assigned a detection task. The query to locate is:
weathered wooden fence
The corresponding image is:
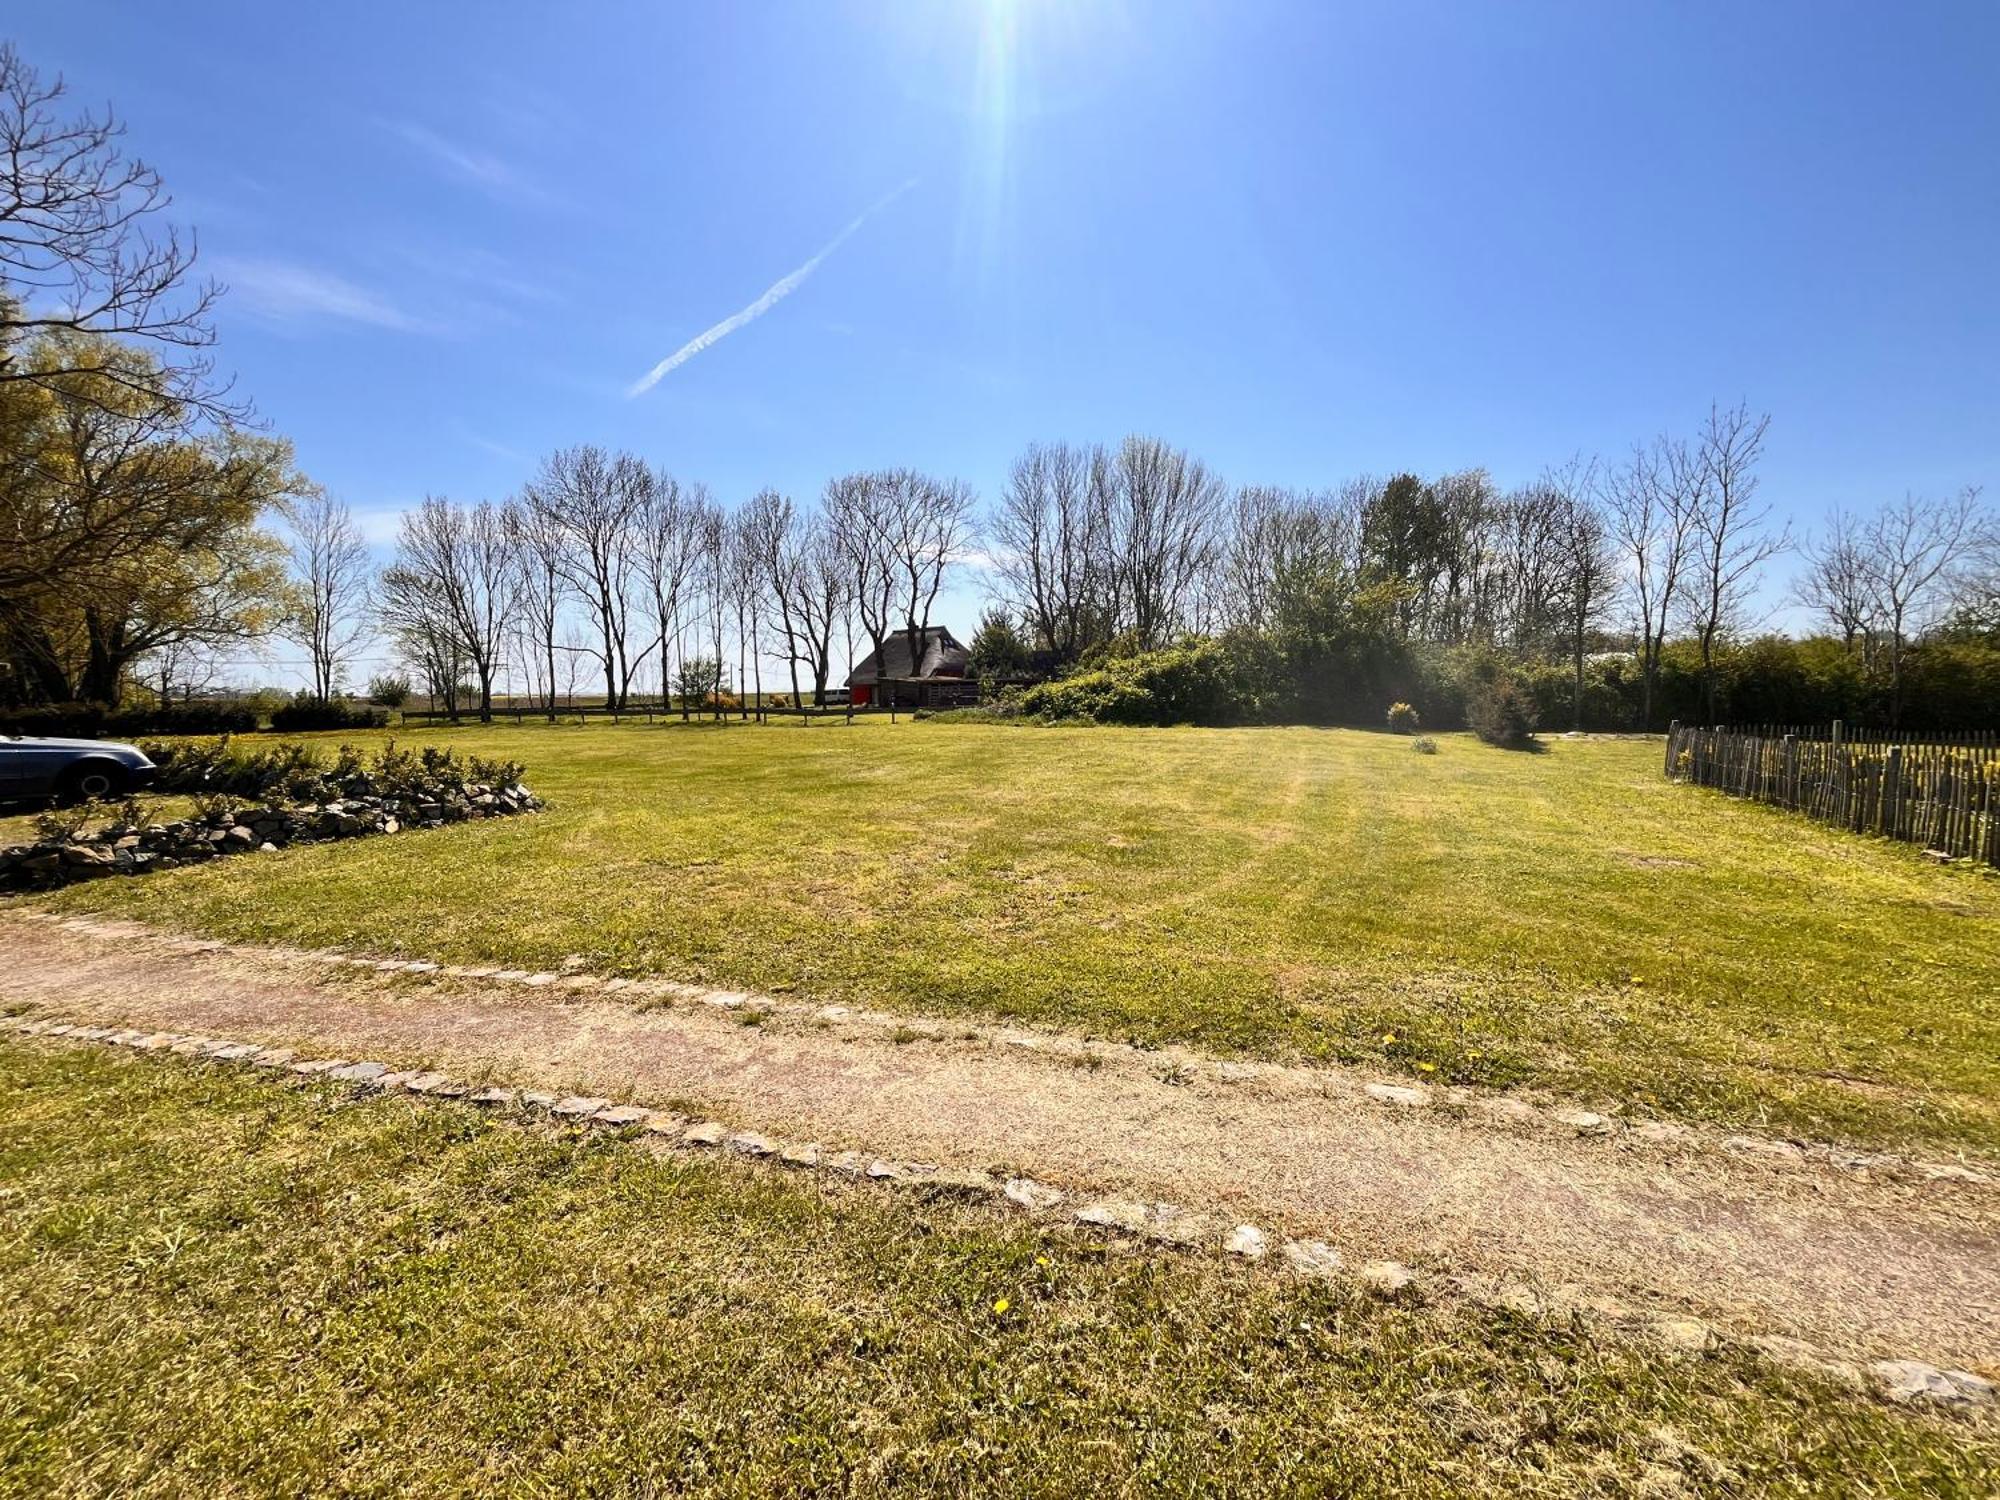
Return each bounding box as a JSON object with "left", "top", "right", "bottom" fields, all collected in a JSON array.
[{"left": 1663, "top": 721, "right": 2000, "bottom": 868}]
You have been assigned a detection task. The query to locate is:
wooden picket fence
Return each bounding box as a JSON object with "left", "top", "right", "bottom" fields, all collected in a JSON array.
[{"left": 1663, "top": 721, "right": 2000, "bottom": 869}]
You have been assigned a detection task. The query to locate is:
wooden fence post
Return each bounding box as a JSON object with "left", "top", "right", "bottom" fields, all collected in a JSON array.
[
  {"left": 1665, "top": 720, "right": 1680, "bottom": 777},
  {"left": 1882, "top": 744, "right": 1902, "bottom": 837}
]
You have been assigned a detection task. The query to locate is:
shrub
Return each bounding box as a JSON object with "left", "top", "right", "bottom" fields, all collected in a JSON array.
[
  {"left": 366, "top": 674, "right": 412, "bottom": 708},
  {"left": 1017, "top": 638, "right": 1264, "bottom": 726},
  {"left": 0, "top": 701, "right": 259, "bottom": 738},
  {"left": 1466, "top": 676, "right": 1539, "bottom": 746},
  {"left": 269, "top": 694, "right": 388, "bottom": 732},
  {"left": 1386, "top": 701, "right": 1421, "bottom": 734},
  {"left": 1411, "top": 735, "right": 1439, "bottom": 754}
]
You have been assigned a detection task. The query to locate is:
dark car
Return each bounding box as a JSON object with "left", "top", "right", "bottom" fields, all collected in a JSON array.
[{"left": 0, "top": 736, "right": 158, "bottom": 805}]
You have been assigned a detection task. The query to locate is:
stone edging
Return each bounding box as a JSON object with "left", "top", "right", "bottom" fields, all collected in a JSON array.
[
  {"left": 25, "top": 913, "right": 1993, "bottom": 1194},
  {"left": 7, "top": 1012, "right": 1995, "bottom": 1422}
]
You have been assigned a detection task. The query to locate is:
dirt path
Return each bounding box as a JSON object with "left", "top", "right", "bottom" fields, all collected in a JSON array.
[{"left": 5, "top": 911, "right": 1996, "bottom": 1373}]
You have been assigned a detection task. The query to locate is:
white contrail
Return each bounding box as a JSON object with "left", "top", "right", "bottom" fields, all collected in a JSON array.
[{"left": 627, "top": 178, "right": 918, "bottom": 397}]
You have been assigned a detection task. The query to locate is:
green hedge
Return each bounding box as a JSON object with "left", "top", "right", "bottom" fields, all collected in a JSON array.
[{"left": 0, "top": 702, "right": 259, "bottom": 738}]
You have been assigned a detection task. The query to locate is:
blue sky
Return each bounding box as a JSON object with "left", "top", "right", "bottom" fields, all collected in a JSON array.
[{"left": 11, "top": 0, "right": 1999, "bottom": 678}]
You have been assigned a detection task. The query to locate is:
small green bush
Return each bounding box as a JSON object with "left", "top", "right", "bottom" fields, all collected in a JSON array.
[
  {"left": 1411, "top": 736, "right": 1439, "bottom": 754},
  {"left": 1466, "top": 677, "right": 1539, "bottom": 746},
  {"left": 270, "top": 694, "right": 388, "bottom": 732},
  {"left": 366, "top": 674, "right": 413, "bottom": 708},
  {"left": 1386, "top": 702, "right": 1421, "bottom": 734}
]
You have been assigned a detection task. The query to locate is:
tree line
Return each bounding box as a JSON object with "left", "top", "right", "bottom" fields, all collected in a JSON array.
[{"left": 0, "top": 40, "right": 1991, "bottom": 732}]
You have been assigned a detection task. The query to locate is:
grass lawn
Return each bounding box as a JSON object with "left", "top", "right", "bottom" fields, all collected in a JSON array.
[
  {"left": 20, "top": 719, "right": 2000, "bottom": 1154},
  {"left": 3, "top": 1040, "right": 1992, "bottom": 1498}
]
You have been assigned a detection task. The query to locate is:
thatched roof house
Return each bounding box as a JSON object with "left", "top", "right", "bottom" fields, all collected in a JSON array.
[{"left": 846, "top": 626, "right": 973, "bottom": 708}]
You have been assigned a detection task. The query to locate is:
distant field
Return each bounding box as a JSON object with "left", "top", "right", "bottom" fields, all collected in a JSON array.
[
  {"left": 4, "top": 1042, "right": 1989, "bottom": 1497},
  {"left": 21, "top": 719, "right": 2000, "bottom": 1153}
]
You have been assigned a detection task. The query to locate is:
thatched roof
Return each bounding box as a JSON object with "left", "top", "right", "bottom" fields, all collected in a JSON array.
[{"left": 846, "top": 626, "right": 971, "bottom": 686}]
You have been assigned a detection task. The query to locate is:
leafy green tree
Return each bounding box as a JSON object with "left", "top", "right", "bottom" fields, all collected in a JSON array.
[{"left": 968, "top": 608, "right": 1031, "bottom": 679}]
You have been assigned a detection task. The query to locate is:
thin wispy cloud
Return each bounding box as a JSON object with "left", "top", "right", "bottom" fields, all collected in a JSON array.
[
  {"left": 213, "top": 256, "right": 421, "bottom": 331},
  {"left": 382, "top": 119, "right": 545, "bottom": 204},
  {"left": 628, "top": 179, "right": 918, "bottom": 397}
]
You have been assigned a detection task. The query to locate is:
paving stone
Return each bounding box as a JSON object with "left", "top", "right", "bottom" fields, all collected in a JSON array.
[
  {"left": 522, "top": 973, "right": 557, "bottom": 987},
  {"left": 1358, "top": 1260, "right": 1421, "bottom": 1299},
  {"left": 1917, "top": 1163, "right": 1988, "bottom": 1184},
  {"left": 493, "top": 970, "right": 531, "bottom": 982},
  {"left": 1224, "top": 1224, "right": 1268, "bottom": 1260},
  {"left": 1722, "top": 1135, "right": 1803, "bottom": 1161},
  {"left": 640, "top": 1111, "right": 686, "bottom": 1134},
  {"left": 210, "top": 1043, "right": 262, "bottom": 1061},
  {"left": 1552, "top": 1108, "right": 1617, "bottom": 1136},
  {"left": 866, "top": 1158, "right": 908, "bottom": 1180},
  {"left": 290, "top": 1058, "right": 347, "bottom": 1074},
  {"left": 777, "top": 1142, "right": 823, "bottom": 1168},
  {"left": 824, "top": 1150, "right": 873, "bottom": 1177},
  {"left": 1002, "top": 1177, "right": 1064, "bottom": 1212},
  {"left": 593, "top": 1104, "right": 651, "bottom": 1127},
  {"left": 1075, "top": 1198, "right": 1150, "bottom": 1233},
  {"left": 924, "top": 1168, "right": 1001, "bottom": 1199},
  {"left": 1363, "top": 1083, "right": 1427, "bottom": 1108},
  {"left": 726, "top": 1131, "right": 776, "bottom": 1156},
  {"left": 328, "top": 1061, "right": 390, "bottom": 1082},
  {"left": 550, "top": 1095, "right": 611, "bottom": 1118},
  {"left": 681, "top": 1120, "right": 729, "bottom": 1147},
  {"left": 1628, "top": 1120, "right": 1689, "bottom": 1145},
  {"left": 1280, "top": 1239, "right": 1343, "bottom": 1278},
  {"left": 469, "top": 1087, "right": 519, "bottom": 1107},
  {"left": 517, "top": 1090, "right": 559, "bottom": 1110},
  {"left": 400, "top": 1072, "right": 454, "bottom": 1094},
  {"left": 1871, "top": 1360, "right": 1995, "bottom": 1410},
  {"left": 1124, "top": 1202, "right": 1201, "bottom": 1246},
  {"left": 248, "top": 1047, "right": 296, "bottom": 1067}
]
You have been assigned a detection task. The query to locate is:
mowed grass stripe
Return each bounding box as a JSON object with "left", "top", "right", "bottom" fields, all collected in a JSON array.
[
  {"left": 3, "top": 1041, "right": 1994, "bottom": 1498},
  {"left": 23, "top": 720, "right": 2000, "bottom": 1153}
]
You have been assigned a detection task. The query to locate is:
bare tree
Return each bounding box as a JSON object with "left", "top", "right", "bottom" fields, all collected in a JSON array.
[
  {"left": 280, "top": 486, "right": 371, "bottom": 701},
  {"left": 1488, "top": 482, "right": 1569, "bottom": 655},
  {"left": 1111, "top": 435, "right": 1225, "bottom": 650},
  {"left": 632, "top": 468, "right": 702, "bottom": 709},
  {"left": 727, "top": 505, "right": 768, "bottom": 718},
  {"left": 1679, "top": 403, "right": 1783, "bottom": 721},
  {"left": 1793, "top": 506, "right": 1875, "bottom": 653},
  {"left": 990, "top": 441, "right": 1112, "bottom": 661},
  {"left": 1548, "top": 459, "right": 1614, "bottom": 730},
  {"left": 1219, "top": 485, "right": 1361, "bottom": 634},
  {"left": 524, "top": 445, "right": 641, "bottom": 709},
  {"left": 830, "top": 472, "right": 894, "bottom": 694},
  {"left": 1605, "top": 436, "right": 1699, "bottom": 728},
  {"left": 388, "top": 495, "right": 517, "bottom": 721},
  {"left": 740, "top": 488, "right": 807, "bottom": 705},
  {"left": 0, "top": 45, "right": 233, "bottom": 416},
  {"left": 1855, "top": 486, "right": 1987, "bottom": 724},
  {"left": 501, "top": 494, "right": 569, "bottom": 717},
  {"left": 378, "top": 563, "right": 465, "bottom": 717},
  {"left": 881, "top": 469, "right": 977, "bottom": 648}
]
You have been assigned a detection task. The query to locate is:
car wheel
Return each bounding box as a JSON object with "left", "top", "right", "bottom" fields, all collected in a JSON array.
[{"left": 56, "top": 761, "right": 127, "bottom": 804}]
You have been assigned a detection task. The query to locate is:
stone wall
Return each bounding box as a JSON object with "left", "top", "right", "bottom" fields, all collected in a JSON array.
[{"left": 0, "top": 781, "right": 540, "bottom": 890}]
